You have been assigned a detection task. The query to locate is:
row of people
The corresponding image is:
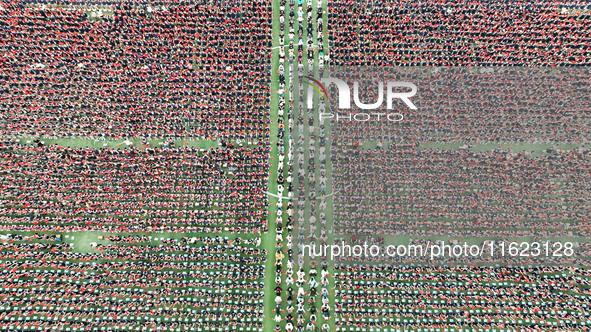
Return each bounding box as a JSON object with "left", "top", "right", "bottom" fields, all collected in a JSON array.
[{"left": 276, "top": 0, "right": 334, "bottom": 331}]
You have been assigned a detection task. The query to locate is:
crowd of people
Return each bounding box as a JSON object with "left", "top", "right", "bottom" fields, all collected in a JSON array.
[
  {"left": 0, "top": 0, "right": 270, "bottom": 140},
  {"left": 2, "top": 0, "right": 591, "bottom": 330},
  {"left": 0, "top": 140, "right": 270, "bottom": 233},
  {"left": 322, "top": 1, "right": 591, "bottom": 331},
  {"left": 328, "top": 0, "right": 591, "bottom": 66},
  {"left": 333, "top": 264, "right": 591, "bottom": 331},
  {"left": 0, "top": 0, "right": 279, "bottom": 330},
  {"left": 332, "top": 145, "right": 591, "bottom": 237},
  {"left": 0, "top": 234, "right": 265, "bottom": 331},
  {"left": 326, "top": 68, "right": 591, "bottom": 144}
]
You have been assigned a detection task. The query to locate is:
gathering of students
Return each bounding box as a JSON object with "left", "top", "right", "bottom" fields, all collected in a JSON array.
[{"left": 0, "top": 0, "right": 590, "bottom": 331}]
